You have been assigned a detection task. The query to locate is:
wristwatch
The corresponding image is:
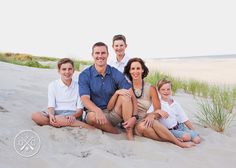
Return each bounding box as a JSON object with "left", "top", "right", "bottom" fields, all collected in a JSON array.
[{"left": 132, "top": 114, "right": 139, "bottom": 120}]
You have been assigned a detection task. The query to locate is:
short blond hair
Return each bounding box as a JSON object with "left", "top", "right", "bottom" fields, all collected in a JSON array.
[{"left": 157, "top": 78, "right": 172, "bottom": 91}]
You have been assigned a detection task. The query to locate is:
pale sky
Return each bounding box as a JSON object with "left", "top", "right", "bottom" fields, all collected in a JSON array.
[{"left": 0, "top": 0, "right": 235, "bottom": 60}]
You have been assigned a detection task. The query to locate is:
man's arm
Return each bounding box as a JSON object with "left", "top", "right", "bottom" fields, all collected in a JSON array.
[
  {"left": 78, "top": 70, "right": 107, "bottom": 125},
  {"left": 73, "top": 108, "right": 83, "bottom": 119},
  {"left": 81, "top": 95, "right": 107, "bottom": 125}
]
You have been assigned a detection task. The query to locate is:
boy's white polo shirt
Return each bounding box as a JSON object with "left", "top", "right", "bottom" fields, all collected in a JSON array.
[
  {"left": 48, "top": 78, "right": 83, "bottom": 111},
  {"left": 159, "top": 98, "right": 188, "bottom": 129},
  {"left": 108, "top": 55, "right": 130, "bottom": 73}
]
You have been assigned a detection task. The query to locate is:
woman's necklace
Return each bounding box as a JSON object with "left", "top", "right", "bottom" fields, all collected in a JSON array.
[{"left": 132, "top": 80, "right": 144, "bottom": 98}]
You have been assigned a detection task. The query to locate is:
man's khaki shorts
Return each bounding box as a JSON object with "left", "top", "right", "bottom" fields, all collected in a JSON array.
[{"left": 86, "top": 108, "right": 122, "bottom": 127}]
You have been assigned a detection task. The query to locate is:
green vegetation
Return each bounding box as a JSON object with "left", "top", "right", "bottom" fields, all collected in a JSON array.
[
  {"left": 146, "top": 71, "right": 236, "bottom": 132},
  {"left": 0, "top": 52, "right": 54, "bottom": 68},
  {"left": 196, "top": 97, "right": 235, "bottom": 132},
  {"left": 73, "top": 59, "right": 93, "bottom": 71},
  {"left": 0, "top": 52, "right": 92, "bottom": 70}
]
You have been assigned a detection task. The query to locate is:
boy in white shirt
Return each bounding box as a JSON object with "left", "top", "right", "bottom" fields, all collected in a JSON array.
[
  {"left": 32, "top": 58, "right": 93, "bottom": 129},
  {"left": 108, "top": 34, "right": 130, "bottom": 73},
  {"left": 157, "top": 79, "right": 201, "bottom": 144}
]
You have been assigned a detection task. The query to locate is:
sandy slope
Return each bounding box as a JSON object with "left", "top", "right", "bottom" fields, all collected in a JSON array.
[{"left": 0, "top": 61, "right": 236, "bottom": 168}]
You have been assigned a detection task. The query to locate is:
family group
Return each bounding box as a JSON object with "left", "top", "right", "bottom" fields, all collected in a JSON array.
[{"left": 32, "top": 35, "right": 201, "bottom": 148}]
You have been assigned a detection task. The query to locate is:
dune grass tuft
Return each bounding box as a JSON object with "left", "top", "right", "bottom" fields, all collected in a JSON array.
[{"left": 196, "top": 96, "right": 235, "bottom": 132}]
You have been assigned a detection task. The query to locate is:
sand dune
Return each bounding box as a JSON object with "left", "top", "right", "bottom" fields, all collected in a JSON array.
[{"left": 0, "top": 61, "right": 236, "bottom": 168}]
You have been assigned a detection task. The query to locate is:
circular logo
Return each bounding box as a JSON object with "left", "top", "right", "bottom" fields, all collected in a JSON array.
[{"left": 14, "top": 130, "right": 41, "bottom": 157}]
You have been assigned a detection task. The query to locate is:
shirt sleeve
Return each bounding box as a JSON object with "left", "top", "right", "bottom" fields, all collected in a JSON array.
[
  {"left": 78, "top": 71, "right": 90, "bottom": 97},
  {"left": 76, "top": 87, "right": 84, "bottom": 109},
  {"left": 47, "top": 82, "right": 56, "bottom": 108},
  {"left": 147, "top": 104, "right": 154, "bottom": 113},
  {"left": 175, "top": 102, "right": 189, "bottom": 123}
]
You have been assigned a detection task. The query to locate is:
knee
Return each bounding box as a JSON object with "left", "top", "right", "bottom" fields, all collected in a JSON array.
[
  {"left": 86, "top": 113, "right": 96, "bottom": 125},
  {"left": 31, "top": 112, "right": 40, "bottom": 122},
  {"left": 31, "top": 112, "right": 47, "bottom": 126},
  {"left": 193, "top": 136, "right": 201, "bottom": 144},
  {"left": 182, "top": 133, "right": 191, "bottom": 142},
  {"left": 136, "top": 123, "right": 146, "bottom": 135},
  {"left": 118, "top": 95, "right": 131, "bottom": 103}
]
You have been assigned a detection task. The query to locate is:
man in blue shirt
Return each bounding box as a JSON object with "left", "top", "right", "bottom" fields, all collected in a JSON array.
[{"left": 79, "top": 42, "right": 137, "bottom": 140}]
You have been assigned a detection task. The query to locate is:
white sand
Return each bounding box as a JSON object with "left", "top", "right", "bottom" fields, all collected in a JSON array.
[{"left": 0, "top": 61, "right": 236, "bottom": 168}]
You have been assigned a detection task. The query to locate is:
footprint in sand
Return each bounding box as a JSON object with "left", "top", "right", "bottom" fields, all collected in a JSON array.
[{"left": 0, "top": 106, "right": 8, "bottom": 113}]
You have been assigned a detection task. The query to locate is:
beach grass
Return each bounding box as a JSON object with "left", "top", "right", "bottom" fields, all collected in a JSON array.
[
  {"left": 146, "top": 70, "right": 236, "bottom": 132},
  {"left": 145, "top": 72, "right": 183, "bottom": 95},
  {"left": 0, "top": 52, "right": 54, "bottom": 68},
  {"left": 196, "top": 97, "right": 235, "bottom": 132},
  {"left": 0, "top": 52, "right": 92, "bottom": 71}
]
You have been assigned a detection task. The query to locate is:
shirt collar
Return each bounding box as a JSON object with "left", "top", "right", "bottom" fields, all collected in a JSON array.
[
  {"left": 115, "top": 54, "right": 129, "bottom": 64},
  {"left": 59, "top": 78, "right": 73, "bottom": 88},
  {"left": 160, "top": 97, "right": 176, "bottom": 106},
  {"left": 91, "top": 64, "right": 111, "bottom": 77}
]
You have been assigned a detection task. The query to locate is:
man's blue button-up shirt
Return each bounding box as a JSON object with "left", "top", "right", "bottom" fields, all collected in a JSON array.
[{"left": 79, "top": 65, "right": 131, "bottom": 109}]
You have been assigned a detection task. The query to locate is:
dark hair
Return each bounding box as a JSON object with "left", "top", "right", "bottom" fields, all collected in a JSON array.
[
  {"left": 124, "top": 57, "right": 149, "bottom": 81},
  {"left": 57, "top": 58, "right": 74, "bottom": 69},
  {"left": 112, "top": 34, "right": 127, "bottom": 45},
  {"left": 157, "top": 78, "right": 172, "bottom": 91},
  {"left": 92, "top": 42, "right": 108, "bottom": 54}
]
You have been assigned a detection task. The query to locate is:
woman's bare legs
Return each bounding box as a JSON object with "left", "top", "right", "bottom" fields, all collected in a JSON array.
[
  {"left": 152, "top": 121, "right": 195, "bottom": 148},
  {"left": 135, "top": 120, "right": 195, "bottom": 148},
  {"left": 135, "top": 122, "right": 162, "bottom": 141}
]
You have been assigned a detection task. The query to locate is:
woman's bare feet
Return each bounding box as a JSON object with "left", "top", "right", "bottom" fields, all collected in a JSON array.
[{"left": 178, "top": 141, "right": 196, "bottom": 148}]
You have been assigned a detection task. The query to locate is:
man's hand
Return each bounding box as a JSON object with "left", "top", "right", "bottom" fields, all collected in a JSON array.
[
  {"left": 116, "top": 89, "right": 131, "bottom": 98},
  {"left": 95, "top": 109, "right": 108, "bottom": 125}
]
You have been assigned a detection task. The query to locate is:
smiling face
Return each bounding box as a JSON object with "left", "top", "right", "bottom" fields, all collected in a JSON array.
[
  {"left": 129, "top": 61, "right": 143, "bottom": 81},
  {"left": 58, "top": 62, "right": 74, "bottom": 83},
  {"left": 92, "top": 46, "right": 108, "bottom": 67},
  {"left": 159, "top": 83, "right": 172, "bottom": 101},
  {"left": 112, "top": 40, "right": 127, "bottom": 58}
]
